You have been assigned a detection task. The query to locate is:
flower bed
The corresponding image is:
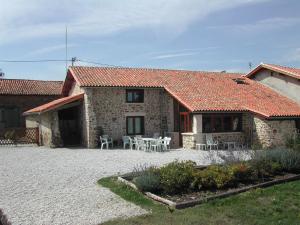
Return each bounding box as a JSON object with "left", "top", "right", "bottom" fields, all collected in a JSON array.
[{"left": 118, "top": 149, "right": 300, "bottom": 209}]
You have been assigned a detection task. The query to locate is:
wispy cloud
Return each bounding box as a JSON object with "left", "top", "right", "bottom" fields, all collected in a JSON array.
[
  {"left": 208, "top": 17, "right": 300, "bottom": 33},
  {"left": 0, "top": 0, "right": 270, "bottom": 44},
  {"left": 282, "top": 48, "right": 300, "bottom": 62},
  {"left": 149, "top": 46, "right": 220, "bottom": 60},
  {"left": 25, "top": 44, "right": 77, "bottom": 57},
  {"left": 152, "top": 52, "right": 199, "bottom": 59}
]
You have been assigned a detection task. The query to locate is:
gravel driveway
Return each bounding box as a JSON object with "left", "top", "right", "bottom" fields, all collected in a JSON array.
[{"left": 0, "top": 146, "right": 251, "bottom": 225}]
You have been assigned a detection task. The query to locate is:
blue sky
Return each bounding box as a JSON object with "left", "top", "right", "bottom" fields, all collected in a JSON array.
[{"left": 0, "top": 0, "right": 300, "bottom": 81}]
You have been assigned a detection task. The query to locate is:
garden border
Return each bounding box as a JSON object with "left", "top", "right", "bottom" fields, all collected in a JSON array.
[{"left": 117, "top": 174, "right": 300, "bottom": 209}]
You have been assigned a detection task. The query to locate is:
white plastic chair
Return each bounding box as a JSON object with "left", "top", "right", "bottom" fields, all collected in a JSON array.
[
  {"left": 122, "top": 136, "right": 131, "bottom": 149},
  {"left": 128, "top": 137, "right": 136, "bottom": 150},
  {"left": 99, "top": 136, "right": 109, "bottom": 150},
  {"left": 136, "top": 138, "right": 147, "bottom": 151},
  {"left": 206, "top": 134, "right": 218, "bottom": 150},
  {"left": 150, "top": 139, "right": 162, "bottom": 152},
  {"left": 101, "top": 135, "right": 113, "bottom": 149},
  {"left": 162, "top": 137, "right": 171, "bottom": 151}
]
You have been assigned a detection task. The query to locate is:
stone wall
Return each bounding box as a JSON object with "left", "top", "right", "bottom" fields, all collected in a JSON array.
[
  {"left": 68, "top": 82, "right": 83, "bottom": 96},
  {"left": 182, "top": 133, "right": 195, "bottom": 149},
  {"left": 82, "top": 87, "right": 174, "bottom": 148},
  {"left": 253, "top": 116, "right": 296, "bottom": 148},
  {"left": 26, "top": 111, "right": 62, "bottom": 148},
  {"left": 164, "top": 131, "right": 180, "bottom": 149}
]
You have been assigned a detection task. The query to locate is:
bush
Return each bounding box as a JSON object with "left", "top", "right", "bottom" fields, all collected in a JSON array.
[
  {"left": 250, "top": 149, "right": 300, "bottom": 175},
  {"left": 159, "top": 160, "right": 196, "bottom": 194},
  {"left": 192, "top": 165, "right": 236, "bottom": 190},
  {"left": 231, "top": 162, "right": 257, "bottom": 183},
  {"left": 286, "top": 136, "right": 300, "bottom": 152},
  {"left": 133, "top": 171, "right": 161, "bottom": 193},
  {"left": 249, "top": 156, "right": 279, "bottom": 179},
  {"left": 267, "top": 150, "right": 300, "bottom": 173}
]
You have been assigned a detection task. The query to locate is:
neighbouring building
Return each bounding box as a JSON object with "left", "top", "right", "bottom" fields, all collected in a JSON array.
[
  {"left": 0, "top": 79, "right": 62, "bottom": 129},
  {"left": 246, "top": 63, "right": 300, "bottom": 104},
  {"left": 23, "top": 66, "right": 300, "bottom": 149},
  {"left": 246, "top": 63, "right": 300, "bottom": 133}
]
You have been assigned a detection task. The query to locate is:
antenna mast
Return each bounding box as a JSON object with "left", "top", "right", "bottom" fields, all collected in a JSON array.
[
  {"left": 65, "top": 26, "right": 68, "bottom": 72},
  {"left": 248, "top": 62, "right": 252, "bottom": 71}
]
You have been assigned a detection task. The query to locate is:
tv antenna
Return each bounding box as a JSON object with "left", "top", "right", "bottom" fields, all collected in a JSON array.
[
  {"left": 65, "top": 26, "right": 68, "bottom": 72},
  {"left": 0, "top": 69, "right": 4, "bottom": 78},
  {"left": 248, "top": 62, "right": 253, "bottom": 71}
]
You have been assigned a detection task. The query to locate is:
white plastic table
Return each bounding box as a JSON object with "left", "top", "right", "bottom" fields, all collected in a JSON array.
[{"left": 142, "top": 138, "right": 157, "bottom": 150}]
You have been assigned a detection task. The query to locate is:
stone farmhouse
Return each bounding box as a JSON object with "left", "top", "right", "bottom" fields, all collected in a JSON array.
[{"left": 23, "top": 64, "right": 300, "bottom": 149}]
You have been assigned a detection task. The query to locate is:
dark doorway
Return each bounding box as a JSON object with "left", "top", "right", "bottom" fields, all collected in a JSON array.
[
  {"left": 58, "top": 106, "right": 81, "bottom": 146},
  {"left": 296, "top": 119, "right": 300, "bottom": 132}
]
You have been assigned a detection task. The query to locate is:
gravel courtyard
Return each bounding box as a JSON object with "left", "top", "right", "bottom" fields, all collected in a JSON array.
[{"left": 0, "top": 146, "right": 251, "bottom": 225}]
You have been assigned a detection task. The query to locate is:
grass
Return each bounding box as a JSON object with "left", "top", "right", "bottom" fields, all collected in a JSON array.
[{"left": 98, "top": 177, "right": 300, "bottom": 225}]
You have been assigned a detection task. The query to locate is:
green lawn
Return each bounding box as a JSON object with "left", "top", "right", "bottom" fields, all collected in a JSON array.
[{"left": 98, "top": 177, "right": 300, "bottom": 225}]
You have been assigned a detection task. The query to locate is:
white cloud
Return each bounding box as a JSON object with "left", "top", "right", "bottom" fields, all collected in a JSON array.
[
  {"left": 0, "top": 0, "right": 269, "bottom": 44},
  {"left": 152, "top": 52, "right": 199, "bottom": 59},
  {"left": 150, "top": 46, "right": 219, "bottom": 59},
  {"left": 25, "top": 44, "right": 77, "bottom": 57},
  {"left": 209, "top": 17, "right": 300, "bottom": 33},
  {"left": 283, "top": 48, "right": 300, "bottom": 62}
]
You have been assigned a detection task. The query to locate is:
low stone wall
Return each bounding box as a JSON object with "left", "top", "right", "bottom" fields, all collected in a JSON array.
[
  {"left": 196, "top": 132, "right": 245, "bottom": 144},
  {"left": 182, "top": 133, "right": 195, "bottom": 149},
  {"left": 253, "top": 117, "right": 296, "bottom": 148}
]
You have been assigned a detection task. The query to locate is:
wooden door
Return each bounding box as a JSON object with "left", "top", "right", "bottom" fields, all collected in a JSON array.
[
  {"left": 180, "top": 112, "right": 191, "bottom": 133},
  {"left": 179, "top": 112, "right": 192, "bottom": 146}
]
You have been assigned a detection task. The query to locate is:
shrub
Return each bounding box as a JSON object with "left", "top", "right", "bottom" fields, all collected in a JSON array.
[
  {"left": 133, "top": 171, "right": 161, "bottom": 193},
  {"left": 192, "top": 165, "right": 236, "bottom": 190},
  {"left": 159, "top": 160, "right": 196, "bottom": 194},
  {"left": 275, "top": 150, "right": 300, "bottom": 173},
  {"left": 249, "top": 156, "right": 278, "bottom": 179},
  {"left": 231, "top": 162, "right": 257, "bottom": 183},
  {"left": 286, "top": 136, "right": 300, "bottom": 152},
  {"left": 250, "top": 149, "right": 300, "bottom": 176}
]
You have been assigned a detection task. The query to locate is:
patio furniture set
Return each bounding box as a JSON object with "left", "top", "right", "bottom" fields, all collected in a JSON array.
[
  {"left": 196, "top": 134, "right": 248, "bottom": 151},
  {"left": 99, "top": 133, "right": 172, "bottom": 152}
]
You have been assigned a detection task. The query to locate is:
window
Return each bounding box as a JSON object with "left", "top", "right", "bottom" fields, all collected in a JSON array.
[
  {"left": 126, "top": 116, "right": 144, "bottom": 135},
  {"left": 126, "top": 89, "right": 144, "bottom": 103},
  {"left": 202, "top": 114, "right": 242, "bottom": 133},
  {"left": 0, "top": 106, "right": 20, "bottom": 128}
]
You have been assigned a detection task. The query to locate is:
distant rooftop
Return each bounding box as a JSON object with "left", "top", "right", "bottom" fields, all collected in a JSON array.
[
  {"left": 246, "top": 63, "right": 300, "bottom": 80},
  {"left": 0, "top": 79, "right": 63, "bottom": 95}
]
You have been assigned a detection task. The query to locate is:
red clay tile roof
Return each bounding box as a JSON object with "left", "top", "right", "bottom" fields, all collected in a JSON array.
[
  {"left": 246, "top": 63, "right": 300, "bottom": 80},
  {"left": 23, "top": 93, "right": 84, "bottom": 115},
  {"left": 0, "top": 79, "right": 63, "bottom": 95},
  {"left": 63, "top": 66, "right": 300, "bottom": 118}
]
